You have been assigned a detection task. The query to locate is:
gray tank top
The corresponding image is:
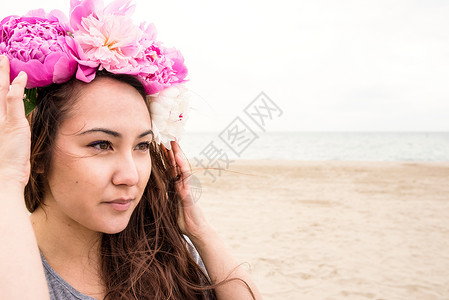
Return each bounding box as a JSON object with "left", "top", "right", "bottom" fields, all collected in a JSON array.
[{"left": 41, "top": 236, "right": 208, "bottom": 300}]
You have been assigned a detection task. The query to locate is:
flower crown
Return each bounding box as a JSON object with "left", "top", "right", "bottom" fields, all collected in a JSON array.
[{"left": 0, "top": 0, "right": 190, "bottom": 149}]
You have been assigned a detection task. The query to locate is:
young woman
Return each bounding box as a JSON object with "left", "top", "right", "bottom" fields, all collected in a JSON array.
[{"left": 0, "top": 1, "right": 261, "bottom": 299}]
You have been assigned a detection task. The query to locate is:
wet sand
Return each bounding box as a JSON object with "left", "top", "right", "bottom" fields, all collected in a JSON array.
[{"left": 192, "top": 160, "right": 449, "bottom": 300}]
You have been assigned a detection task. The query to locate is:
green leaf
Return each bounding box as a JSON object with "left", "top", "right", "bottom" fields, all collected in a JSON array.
[{"left": 23, "top": 88, "right": 37, "bottom": 115}]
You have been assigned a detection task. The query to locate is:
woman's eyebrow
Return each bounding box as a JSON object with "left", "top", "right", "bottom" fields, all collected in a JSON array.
[
  {"left": 77, "top": 128, "right": 120, "bottom": 137},
  {"left": 77, "top": 128, "right": 153, "bottom": 139},
  {"left": 138, "top": 130, "right": 154, "bottom": 139}
]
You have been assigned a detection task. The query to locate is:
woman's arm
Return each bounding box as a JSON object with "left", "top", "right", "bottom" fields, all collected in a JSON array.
[
  {"left": 165, "top": 141, "right": 262, "bottom": 300},
  {"left": 0, "top": 56, "right": 49, "bottom": 299},
  {"left": 187, "top": 225, "right": 262, "bottom": 300}
]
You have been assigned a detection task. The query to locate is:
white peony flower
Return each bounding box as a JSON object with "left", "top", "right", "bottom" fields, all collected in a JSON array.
[{"left": 148, "top": 84, "right": 190, "bottom": 149}]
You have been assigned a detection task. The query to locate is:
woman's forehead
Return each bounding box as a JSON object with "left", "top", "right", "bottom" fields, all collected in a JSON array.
[{"left": 60, "top": 78, "right": 151, "bottom": 133}]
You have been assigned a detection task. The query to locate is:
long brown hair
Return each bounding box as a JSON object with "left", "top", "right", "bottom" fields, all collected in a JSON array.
[{"left": 24, "top": 72, "right": 216, "bottom": 299}]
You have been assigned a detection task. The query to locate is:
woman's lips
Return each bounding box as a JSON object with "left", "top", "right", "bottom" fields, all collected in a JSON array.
[{"left": 104, "top": 199, "right": 133, "bottom": 211}]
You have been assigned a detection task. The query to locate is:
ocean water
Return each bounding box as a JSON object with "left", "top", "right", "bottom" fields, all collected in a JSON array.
[{"left": 180, "top": 132, "right": 449, "bottom": 161}]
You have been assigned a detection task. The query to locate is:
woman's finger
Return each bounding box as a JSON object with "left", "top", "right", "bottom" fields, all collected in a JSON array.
[
  {"left": 171, "top": 141, "right": 192, "bottom": 193},
  {"left": 162, "top": 143, "right": 179, "bottom": 179},
  {"left": 171, "top": 141, "right": 189, "bottom": 175},
  {"left": 0, "top": 55, "right": 11, "bottom": 116},
  {"left": 7, "top": 71, "right": 27, "bottom": 120}
]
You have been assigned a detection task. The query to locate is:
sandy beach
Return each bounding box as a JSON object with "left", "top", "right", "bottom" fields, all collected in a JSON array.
[{"left": 191, "top": 160, "right": 449, "bottom": 300}]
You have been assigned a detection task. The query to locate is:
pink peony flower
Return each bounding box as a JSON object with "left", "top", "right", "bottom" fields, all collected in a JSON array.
[
  {"left": 70, "top": 0, "right": 144, "bottom": 81},
  {"left": 148, "top": 84, "right": 190, "bottom": 149},
  {"left": 70, "top": 0, "right": 136, "bottom": 31},
  {"left": 69, "top": 0, "right": 188, "bottom": 91},
  {"left": 138, "top": 24, "right": 188, "bottom": 95},
  {"left": 0, "top": 9, "right": 78, "bottom": 88}
]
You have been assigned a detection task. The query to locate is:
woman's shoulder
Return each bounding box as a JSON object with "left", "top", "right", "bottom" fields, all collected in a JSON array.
[
  {"left": 40, "top": 238, "right": 208, "bottom": 300},
  {"left": 183, "top": 235, "right": 208, "bottom": 276},
  {"left": 40, "top": 253, "right": 97, "bottom": 300}
]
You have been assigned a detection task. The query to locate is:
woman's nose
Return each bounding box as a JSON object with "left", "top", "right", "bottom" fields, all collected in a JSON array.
[{"left": 112, "top": 153, "right": 139, "bottom": 186}]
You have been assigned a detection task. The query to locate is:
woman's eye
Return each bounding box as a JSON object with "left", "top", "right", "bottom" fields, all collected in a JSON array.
[
  {"left": 89, "top": 141, "right": 112, "bottom": 151},
  {"left": 136, "top": 142, "right": 150, "bottom": 151}
]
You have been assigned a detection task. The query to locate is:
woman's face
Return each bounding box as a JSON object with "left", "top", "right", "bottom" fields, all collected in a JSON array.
[{"left": 44, "top": 77, "right": 153, "bottom": 234}]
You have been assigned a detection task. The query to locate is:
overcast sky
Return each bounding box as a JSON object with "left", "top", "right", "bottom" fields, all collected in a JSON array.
[{"left": 3, "top": 0, "right": 449, "bottom": 132}]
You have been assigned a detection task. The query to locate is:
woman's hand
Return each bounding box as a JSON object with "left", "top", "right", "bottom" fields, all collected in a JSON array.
[
  {"left": 0, "top": 56, "right": 50, "bottom": 299},
  {"left": 163, "top": 141, "right": 263, "bottom": 299},
  {"left": 0, "top": 55, "right": 31, "bottom": 188},
  {"left": 163, "top": 141, "right": 211, "bottom": 241}
]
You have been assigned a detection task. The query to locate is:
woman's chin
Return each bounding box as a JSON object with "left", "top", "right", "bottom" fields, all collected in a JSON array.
[{"left": 96, "top": 217, "right": 132, "bottom": 235}]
